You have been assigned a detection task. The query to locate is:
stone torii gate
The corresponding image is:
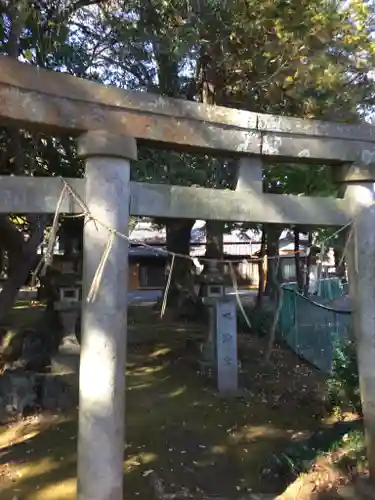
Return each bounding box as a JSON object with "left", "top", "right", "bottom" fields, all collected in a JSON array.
[{"left": 0, "top": 56, "right": 375, "bottom": 499}]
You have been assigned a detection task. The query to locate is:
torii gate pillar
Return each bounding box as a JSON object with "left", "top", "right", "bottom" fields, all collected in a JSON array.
[
  {"left": 76, "top": 131, "right": 137, "bottom": 500},
  {"left": 339, "top": 164, "right": 375, "bottom": 495}
]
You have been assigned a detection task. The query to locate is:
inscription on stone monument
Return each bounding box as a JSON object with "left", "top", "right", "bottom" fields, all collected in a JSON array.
[{"left": 215, "top": 297, "right": 238, "bottom": 394}]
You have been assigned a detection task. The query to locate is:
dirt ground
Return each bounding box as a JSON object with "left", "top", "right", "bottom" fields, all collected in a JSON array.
[{"left": 0, "top": 308, "right": 333, "bottom": 500}]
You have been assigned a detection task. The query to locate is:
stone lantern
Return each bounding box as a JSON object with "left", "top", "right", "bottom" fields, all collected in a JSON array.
[
  {"left": 54, "top": 273, "right": 82, "bottom": 345},
  {"left": 198, "top": 260, "right": 225, "bottom": 371}
]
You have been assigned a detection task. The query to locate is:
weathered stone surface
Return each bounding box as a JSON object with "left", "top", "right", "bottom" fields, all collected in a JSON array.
[
  {"left": 0, "top": 301, "right": 63, "bottom": 374},
  {"left": 1, "top": 329, "right": 51, "bottom": 373},
  {"left": 0, "top": 56, "right": 259, "bottom": 129},
  {"left": 1, "top": 56, "right": 375, "bottom": 160},
  {"left": 38, "top": 373, "right": 77, "bottom": 411},
  {"left": 235, "top": 156, "right": 263, "bottom": 193},
  {"left": 58, "top": 309, "right": 80, "bottom": 341},
  {"left": 0, "top": 369, "right": 76, "bottom": 421},
  {"left": 51, "top": 348, "right": 80, "bottom": 390},
  {"left": 0, "top": 368, "right": 37, "bottom": 418},
  {"left": 261, "top": 133, "right": 375, "bottom": 163},
  {"left": 135, "top": 184, "right": 349, "bottom": 226},
  {"left": 258, "top": 113, "right": 375, "bottom": 142},
  {"left": 77, "top": 131, "right": 137, "bottom": 161},
  {"left": 215, "top": 297, "right": 238, "bottom": 394},
  {"left": 0, "top": 84, "right": 262, "bottom": 155},
  {"left": 78, "top": 146, "right": 130, "bottom": 500},
  {"left": 0, "top": 176, "right": 350, "bottom": 226},
  {"left": 21, "top": 329, "right": 51, "bottom": 372},
  {"left": 0, "top": 176, "right": 83, "bottom": 213},
  {"left": 345, "top": 179, "right": 375, "bottom": 487}
]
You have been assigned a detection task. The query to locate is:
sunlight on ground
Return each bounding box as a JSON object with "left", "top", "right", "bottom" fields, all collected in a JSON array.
[
  {"left": 0, "top": 415, "right": 65, "bottom": 450},
  {"left": 149, "top": 347, "right": 172, "bottom": 358},
  {"left": 166, "top": 386, "right": 187, "bottom": 398},
  {"left": 0, "top": 307, "right": 327, "bottom": 499},
  {"left": 210, "top": 444, "right": 227, "bottom": 455},
  {"left": 124, "top": 452, "right": 157, "bottom": 472},
  {"left": 13, "top": 457, "right": 61, "bottom": 484},
  {"left": 229, "top": 424, "right": 286, "bottom": 444},
  {"left": 29, "top": 477, "right": 77, "bottom": 500}
]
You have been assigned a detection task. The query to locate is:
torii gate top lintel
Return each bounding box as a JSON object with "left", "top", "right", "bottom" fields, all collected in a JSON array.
[{"left": 1, "top": 56, "right": 375, "bottom": 165}]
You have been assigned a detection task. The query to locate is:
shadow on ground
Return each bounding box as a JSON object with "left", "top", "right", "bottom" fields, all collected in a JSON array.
[{"left": 0, "top": 323, "right": 328, "bottom": 500}]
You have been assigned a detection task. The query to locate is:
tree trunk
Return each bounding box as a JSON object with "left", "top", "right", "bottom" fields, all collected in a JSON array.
[
  {"left": 205, "top": 221, "right": 224, "bottom": 260},
  {"left": 304, "top": 231, "right": 313, "bottom": 296},
  {"left": 264, "top": 227, "right": 284, "bottom": 360},
  {"left": 0, "top": 217, "right": 46, "bottom": 322},
  {"left": 163, "top": 219, "right": 196, "bottom": 314},
  {"left": 202, "top": 220, "right": 224, "bottom": 275},
  {"left": 335, "top": 248, "right": 346, "bottom": 281},
  {"left": 256, "top": 227, "right": 266, "bottom": 308},
  {"left": 294, "top": 229, "right": 304, "bottom": 292},
  {"left": 265, "top": 264, "right": 284, "bottom": 362},
  {"left": 334, "top": 230, "right": 347, "bottom": 281},
  {"left": 264, "top": 226, "right": 283, "bottom": 300},
  {"left": 197, "top": 220, "right": 225, "bottom": 297}
]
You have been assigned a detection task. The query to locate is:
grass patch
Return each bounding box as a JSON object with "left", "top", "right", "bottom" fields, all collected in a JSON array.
[
  {"left": 271, "top": 424, "right": 366, "bottom": 500},
  {"left": 331, "top": 427, "right": 367, "bottom": 477}
]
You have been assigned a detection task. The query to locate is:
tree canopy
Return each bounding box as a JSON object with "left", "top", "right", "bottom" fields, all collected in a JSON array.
[{"left": 1, "top": 0, "right": 374, "bottom": 184}]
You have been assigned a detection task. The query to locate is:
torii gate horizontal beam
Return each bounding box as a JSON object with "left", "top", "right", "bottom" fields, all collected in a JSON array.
[
  {"left": 0, "top": 176, "right": 349, "bottom": 226},
  {"left": 1, "top": 57, "right": 375, "bottom": 163}
]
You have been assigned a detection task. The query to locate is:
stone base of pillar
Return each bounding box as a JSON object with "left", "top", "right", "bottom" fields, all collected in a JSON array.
[
  {"left": 54, "top": 302, "right": 80, "bottom": 345},
  {"left": 198, "top": 347, "right": 215, "bottom": 378},
  {"left": 198, "top": 305, "right": 216, "bottom": 375}
]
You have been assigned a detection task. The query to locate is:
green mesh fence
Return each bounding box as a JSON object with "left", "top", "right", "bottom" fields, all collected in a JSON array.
[
  {"left": 278, "top": 278, "right": 351, "bottom": 373},
  {"left": 282, "top": 277, "right": 344, "bottom": 301}
]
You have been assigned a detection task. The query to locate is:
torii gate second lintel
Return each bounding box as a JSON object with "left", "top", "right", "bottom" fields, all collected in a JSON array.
[{"left": 0, "top": 175, "right": 349, "bottom": 226}]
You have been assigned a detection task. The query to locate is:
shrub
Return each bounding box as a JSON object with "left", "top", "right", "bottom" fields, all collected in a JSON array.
[{"left": 327, "top": 338, "right": 361, "bottom": 414}]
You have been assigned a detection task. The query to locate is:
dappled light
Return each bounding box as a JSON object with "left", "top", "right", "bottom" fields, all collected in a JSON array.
[
  {"left": 149, "top": 347, "right": 172, "bottom": 358},
  {"left": 210, "top": 444, "right": 227, "bottom": 455},
  {"left": 0, "top": 414, "right": 69, "bottom": 450},
  {"left": 124, "top": 452, "right": 157, "bottom": 473},
  {"left": 229, "top": 424, "right": 286, "bottom": 445},
  {"left": 0, "top": 320, "right": 330, "bottom": 499},
  {"left": 164, "top": 386, "right": 187, "bottom": 399},
  {"left": 127, "top": 382, "right": 153, "bottom": 391},
  {"left": 31, "top": 477, "right": 77, "bottom": 500},
  {"left": 129, "top": 365, "right": 166, "bottom": 376}
]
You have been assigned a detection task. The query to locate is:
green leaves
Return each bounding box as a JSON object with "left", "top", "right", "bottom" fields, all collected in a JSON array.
[
  {"left": 2, "top": 0, "right": 375, "bottom": 192},
  {"left": 24, "top": 48, "right": 33, "bottom": 61},
  {"left": 327, "top": 338, "right": 361, "bottom": 413}
]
